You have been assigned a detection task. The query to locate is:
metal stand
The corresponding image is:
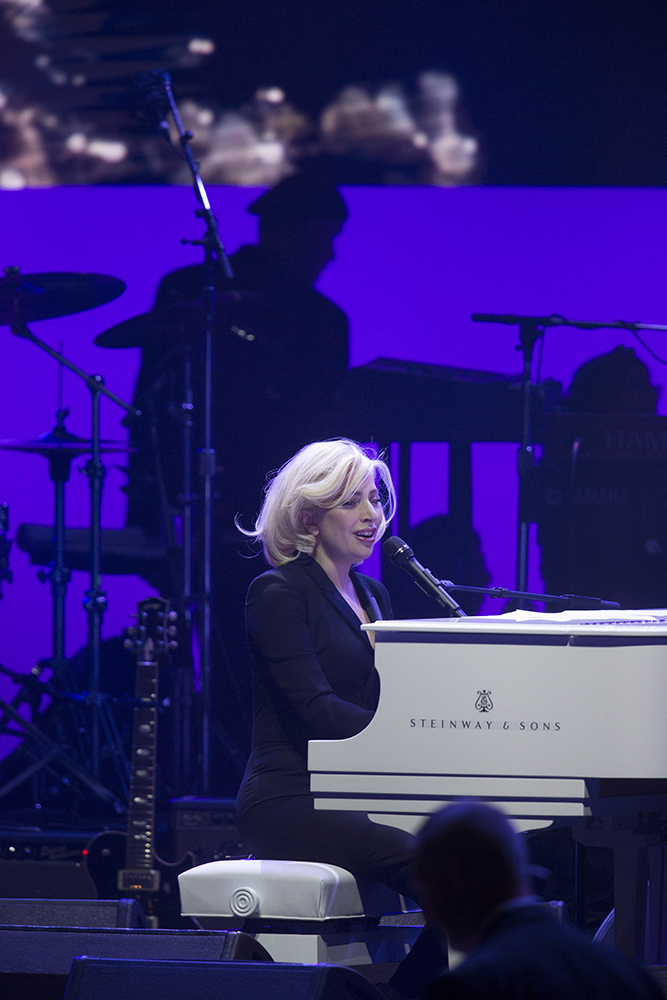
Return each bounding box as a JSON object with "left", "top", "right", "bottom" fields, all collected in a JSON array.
[
  {"left": 431, "top": 577, "right": 621, "bottom": 611},
  {"left": 9, "top": 319, "right": 138, "bottom": 779},
  {"left": 515, "top": 318, "right": 543, "bottom": 595},
  {"left": 0, "top": 662, "right": 122, "bottom": 810},
  {"left": 158, "top": 69, "right": 234, "bottom": 793},
  {"left": 37, "top": 411, "right": 78, "bottom": 678},
  {"left": 175, "top": 346, "right": 195, "bottom": 793}
]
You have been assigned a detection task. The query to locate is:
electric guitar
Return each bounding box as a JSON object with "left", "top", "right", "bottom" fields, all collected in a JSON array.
[{"left": 85, "top": 597, "right": 193, "bottom": 925}]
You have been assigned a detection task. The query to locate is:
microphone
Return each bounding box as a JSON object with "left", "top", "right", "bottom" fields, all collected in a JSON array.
[
  {"left": 129, "top": 70, "right": 172, "bottom": 141},
  {"left": 383, "top": 536, "right": 466, "bottom": 617}
]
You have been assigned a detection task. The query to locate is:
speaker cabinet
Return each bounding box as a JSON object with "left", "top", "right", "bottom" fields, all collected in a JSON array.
[
  {"left": 0, "top": 897, "right": 146, "bottom": 928},
  {"left": 0, "top": 928, "right": 272, "bottom": 1000},
  {"left": 63, "top": 958, "right": 383, "bottom": 1000}
]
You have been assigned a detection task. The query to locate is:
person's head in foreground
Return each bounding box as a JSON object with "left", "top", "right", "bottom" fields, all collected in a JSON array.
[
  {"left": 247, "top": 438, "right": 396, "bottom": 573},
  {"left": 414, "top": 801, "right": 530, "bottom": 955}
]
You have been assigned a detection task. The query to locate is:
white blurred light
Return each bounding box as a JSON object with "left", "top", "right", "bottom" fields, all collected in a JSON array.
[
  {"left": 256, "top": 139, "right": 284, "bottom": 166},
  {"left": 197, "top": 108, "right": 214, "bottom": 126},
  {"left": 1, "top": 0, "right": 45, "bottom": 8},
  {"left": 259, "top": 87, "right": 285, "bottom": 104},
  {"left": 66, "top": 132, "right": 87, "bottom": 153},
  {"left": 430, "top": 133, "right": 478, "bottom": 179},
  {"left": 2, "top": 0, "right": 51, "bottom": 45},
  {"left": 188, "top": 37, "right": 215, "bottom": 55},
  {"left": 71, "top": 74, "right": 86, "bottom": 87},
  {"left": 49, "top": 70, "right": 67, "bottom": 86},
  {"left": 0, "top": 167, "right": 26, "bottom": 190},
  {"left": 0, "top": 91, "right": 7, "bottom": 110},
  {"left": 86, "top": 139, "right": 127, "bottom": 163}
]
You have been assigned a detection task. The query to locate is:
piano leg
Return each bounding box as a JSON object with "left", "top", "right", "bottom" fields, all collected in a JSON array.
[
  {"left": 613, "top": 845, "right": 648, "bottom": 961},
  {"left": 647, "top": 845, "right": 667, "bottom": 964},
  {"left": 574, "top": 842, "right": 587, "bottom": 931}
]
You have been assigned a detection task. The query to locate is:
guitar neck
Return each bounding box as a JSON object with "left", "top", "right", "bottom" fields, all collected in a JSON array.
[
  {"left": 118, "top": 656, "right": 160, "bottom": 892},
  {"left": 118, "top": 596, "right": 175, "bottom": 894}
]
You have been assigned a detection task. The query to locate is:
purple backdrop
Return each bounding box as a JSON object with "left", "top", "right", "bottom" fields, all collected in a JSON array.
[{"left": 1, "top": 185, "right": 667, "bottom": 756}]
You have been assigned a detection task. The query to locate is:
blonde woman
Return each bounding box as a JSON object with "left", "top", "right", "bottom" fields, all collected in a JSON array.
[{"left": 236, "top": 439, "right": 446, "bottom": 997}]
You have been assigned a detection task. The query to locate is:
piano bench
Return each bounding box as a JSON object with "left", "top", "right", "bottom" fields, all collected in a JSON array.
[{"left": 178, "top": 859, "right": 422, "bottom": 967}]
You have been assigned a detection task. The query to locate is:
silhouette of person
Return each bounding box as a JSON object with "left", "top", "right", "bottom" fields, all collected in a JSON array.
[
  {"left": 414, "top": 801, "right": 661, "bottom": 1000},
  {"left": 125, "top": 172, "right": 351, "bottom": 787}
]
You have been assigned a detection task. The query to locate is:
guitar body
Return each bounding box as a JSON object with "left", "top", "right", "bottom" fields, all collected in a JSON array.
[{"left": 84, "top": 829, "right": 195, "bottom": 927}]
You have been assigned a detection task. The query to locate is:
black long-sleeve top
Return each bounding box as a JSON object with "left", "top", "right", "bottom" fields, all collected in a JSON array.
[{"left": 237, "top": 554, "right": 392, "bottom": 808}]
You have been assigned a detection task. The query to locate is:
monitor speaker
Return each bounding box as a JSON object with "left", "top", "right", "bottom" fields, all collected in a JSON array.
[
  {"left": 0, "top": 927, "right": 272, "bottom": 1000},
  {"left": 0, "top": 896, "right": 146, "bottom": 928},
  {"left": 63, "top": 958, "right": 383, "bottom": 1000}
]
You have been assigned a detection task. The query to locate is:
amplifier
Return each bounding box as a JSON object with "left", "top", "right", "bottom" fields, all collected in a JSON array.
[
  {"left": 0, "top": 826, "right": 102, "bottom": 899},
  {"left": 171, "top": 798, "right": 244, "bottom": 862}
]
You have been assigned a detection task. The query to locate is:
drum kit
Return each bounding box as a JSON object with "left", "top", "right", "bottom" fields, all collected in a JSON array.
[
  {"left": 0, "top": 267, "right": 187, "bottom": 811},
  {"left": 0, "top": 74, "right": 247, "bottom": 813}
]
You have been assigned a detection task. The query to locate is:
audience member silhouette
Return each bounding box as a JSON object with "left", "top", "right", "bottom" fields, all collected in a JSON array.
[{"left": 413, "top": 802, "right": 661, "bottom": 1000}]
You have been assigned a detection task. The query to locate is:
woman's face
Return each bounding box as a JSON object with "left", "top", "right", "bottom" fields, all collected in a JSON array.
[{"left": 307, "top": 473, "right": 383, "bottom": 571}]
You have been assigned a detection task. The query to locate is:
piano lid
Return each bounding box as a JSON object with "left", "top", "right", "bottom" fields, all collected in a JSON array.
[{"left": 364, "top": 608, "right": 667, "bottom": 638}]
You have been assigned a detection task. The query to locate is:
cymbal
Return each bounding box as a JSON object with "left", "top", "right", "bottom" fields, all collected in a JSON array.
[
  {"left": 0, "top": 430, "right": 130, "bottom": 455},
  {"left": 0, "top": 271, "right": 126, "bottom": 325},
  {"left": 95, "top": 301, "right": 203, "bottom": 348},
  {"left": 95, "top": 291, "right": 260, "bottom": 348}
]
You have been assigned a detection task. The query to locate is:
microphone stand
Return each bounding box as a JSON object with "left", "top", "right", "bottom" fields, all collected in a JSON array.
[
  {"left": 159, "top": 70, "right": 234, "bottom": 794},
  {"left": 9, "top": 317, "right": 139, "bottom": 780},
  {"left": 471, "top": 311, "right": 667, "bottom": 603},
  {"left": 432, "top": 578, "right": 621, "bottom": 612}
]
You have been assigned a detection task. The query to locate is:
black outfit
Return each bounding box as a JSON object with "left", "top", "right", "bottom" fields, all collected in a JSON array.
[
  {"left": 236, "top": 553, "right": 413, "bottom": 881},
  {"left": 236, "top": 554, "right": 447, "bottom": 995},
  {"left": 425, "top": 903, "right": 661, "bottom": 1000}
]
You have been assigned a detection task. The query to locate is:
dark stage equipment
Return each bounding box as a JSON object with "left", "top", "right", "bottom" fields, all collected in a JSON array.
[
  {"left": 171, "top": 797, "right": 243, "bottom": 863},
  {"left": 62, "top": 958, "right": 381, "bottom": 1000},
  {"left": 0, "top": 896, "right": 145, "bottom": 927},
  {"left": 0, "top": 927, "right": 272, "bottom": 1000}
]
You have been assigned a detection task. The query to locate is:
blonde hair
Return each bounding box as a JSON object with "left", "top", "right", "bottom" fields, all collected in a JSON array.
[{"left": 240, "top": 438, "right": 396, "bottom": 567}]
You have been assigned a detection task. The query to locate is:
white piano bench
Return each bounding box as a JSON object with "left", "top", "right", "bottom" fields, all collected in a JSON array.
[{"left": 178, "top": 858, "right": 422, "bottom": 967}]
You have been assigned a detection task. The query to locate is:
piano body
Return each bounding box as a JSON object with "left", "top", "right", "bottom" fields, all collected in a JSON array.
[{"left": 309, "top": 610, "right": 667, "bottom": 959}]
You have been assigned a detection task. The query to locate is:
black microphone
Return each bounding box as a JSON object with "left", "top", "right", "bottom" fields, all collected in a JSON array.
[
  {"left": 383, "top": 536, "right": 466, "bottom": 617},
  {"left": 129, "top": 70, "right": 172, "bottom": 141}
]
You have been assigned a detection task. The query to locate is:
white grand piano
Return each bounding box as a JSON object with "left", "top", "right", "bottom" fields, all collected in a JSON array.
[{"left": 308, "top": 609, "right": 667, "bottom": 960}]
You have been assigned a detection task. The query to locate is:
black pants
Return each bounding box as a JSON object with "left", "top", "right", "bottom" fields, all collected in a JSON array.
[{"left": 237, "top": 794, "right": 447, "bottom": 996}]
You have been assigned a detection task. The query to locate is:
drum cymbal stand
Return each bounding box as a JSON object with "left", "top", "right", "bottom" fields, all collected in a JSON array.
[
  {"left": 34, "top": 410, "right": 81, "bottom": 680},
  {"left": 0, "top": 659, "right": 123, "bottom": 810},
  {"left": 9, "top": 315, "right": 139, "bottom": 780}
]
